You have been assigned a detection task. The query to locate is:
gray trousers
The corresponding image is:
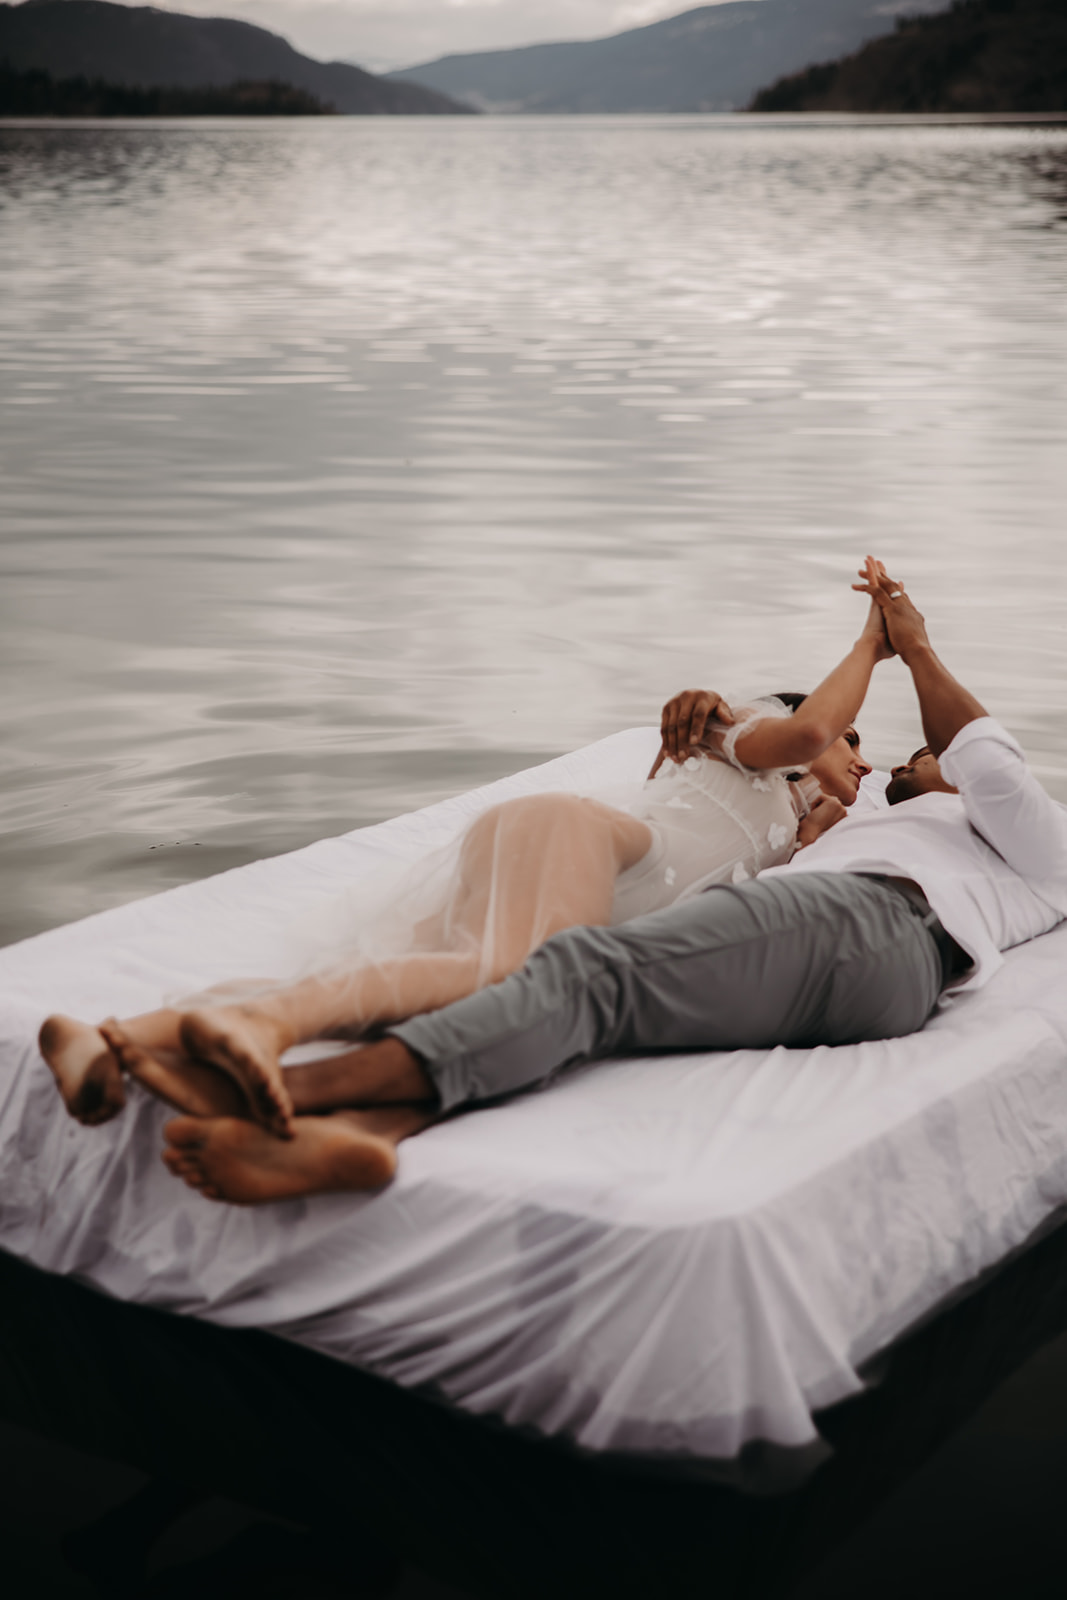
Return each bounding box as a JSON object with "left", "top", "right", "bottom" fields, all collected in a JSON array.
[{"left": 391, "top": 872, "right": 945, "bottom": 1114}]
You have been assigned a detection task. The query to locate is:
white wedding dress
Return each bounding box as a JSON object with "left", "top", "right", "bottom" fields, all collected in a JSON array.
[
  {"left": 227, "top": 699, "right": 816, "bottom": 1015},
  {"left": 610, "top": 699, "right": 817, "bottom": 924}
]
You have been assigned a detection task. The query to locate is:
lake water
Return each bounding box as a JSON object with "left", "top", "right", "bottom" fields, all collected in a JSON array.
[{"left": 1, "top": 115, "right": 1066, "bottom": 946}]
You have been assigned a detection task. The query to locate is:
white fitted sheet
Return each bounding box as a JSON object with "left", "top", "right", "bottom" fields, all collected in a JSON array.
[{"left": 3, "top": 728, "right": 1067, "bottom": 1482}]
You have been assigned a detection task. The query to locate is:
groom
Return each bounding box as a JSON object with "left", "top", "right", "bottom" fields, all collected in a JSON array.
[{"left": 161, "top": 561, "right": 1067, "bottom": 1202}]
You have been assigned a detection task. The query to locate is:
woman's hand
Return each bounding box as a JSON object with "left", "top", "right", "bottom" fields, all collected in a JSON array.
[
  {"left": 648, "top": 689, "right": 735, "bottom": 779},
  {"left": 852, "top": 556, "right": 931, "bottom": 663},
  {"left": 795, "top": 792, "right": 848, "bottom": 850},
  {"left": 859, "top": 582, "right": 896, "bottom": 664}
]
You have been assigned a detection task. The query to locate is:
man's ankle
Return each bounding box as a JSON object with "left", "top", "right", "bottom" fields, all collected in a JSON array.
[
  {"left": 363, "top": 1037, "right": 437, "bottom": 1105},
  {"left": 284, "top": 1038, "right": 436, "bottom": 1114}
]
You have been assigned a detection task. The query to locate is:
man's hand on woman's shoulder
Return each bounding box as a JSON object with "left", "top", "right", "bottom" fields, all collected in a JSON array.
[{"left": 649, "top": 689, "right": 735, "bottom": 778}]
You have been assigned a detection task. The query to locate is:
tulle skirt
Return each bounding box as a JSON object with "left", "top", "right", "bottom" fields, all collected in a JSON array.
[{"left": 180, "top": 745, "right": 806, "bottom": 1045}]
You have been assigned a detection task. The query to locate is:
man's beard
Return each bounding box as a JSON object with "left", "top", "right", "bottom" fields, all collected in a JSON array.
[{"left": 886, "top": 773, "right": 922, "bottom": 806}]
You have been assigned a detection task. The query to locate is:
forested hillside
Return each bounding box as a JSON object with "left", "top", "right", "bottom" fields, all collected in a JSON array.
[
  {"left": 0, "top": 1, "right": 473, "bottom": 113},
  {"left": 750, "top": 0, "right": 1067, "bottom": 112},
  {"left": 0, "top": 62, "right": 332, "bottom": 114}
]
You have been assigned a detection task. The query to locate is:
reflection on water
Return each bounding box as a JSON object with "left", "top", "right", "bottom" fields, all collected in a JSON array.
[{"left": 1, "top": 117, "right": 1065, "bottom": 943}]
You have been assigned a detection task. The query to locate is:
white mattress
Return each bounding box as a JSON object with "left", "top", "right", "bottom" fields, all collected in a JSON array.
[{"left": 3, "top": 728, "right": 1067, "bottom": 1489}]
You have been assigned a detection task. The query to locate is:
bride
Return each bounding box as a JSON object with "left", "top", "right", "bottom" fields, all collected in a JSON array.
[{"left": 40, "top": 570, "right": 889, "bottom": 1152}]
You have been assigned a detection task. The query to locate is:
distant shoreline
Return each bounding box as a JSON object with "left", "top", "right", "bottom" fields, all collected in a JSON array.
[
  {"left": 4, "top": 110, "right": 1066, "bottom": 125},
  {"left": 0, "top": 64, "right": 333, "bottom": 116}
]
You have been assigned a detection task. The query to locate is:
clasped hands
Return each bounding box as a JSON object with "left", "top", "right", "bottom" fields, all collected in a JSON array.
[
  {"left": 852, "top": 555, "right": 930, "bottom": 662},
  {"left": 646, "top": 555, "right": 918, "bottom": 842}
]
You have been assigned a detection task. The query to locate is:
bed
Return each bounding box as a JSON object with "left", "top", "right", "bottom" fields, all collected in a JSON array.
[{"left": 4, "top": 729, "right": 1067, "bottom": 1595}]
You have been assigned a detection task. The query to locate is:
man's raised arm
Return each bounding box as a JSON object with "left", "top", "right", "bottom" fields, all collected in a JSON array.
[
  {"left": 858, "top": 559, "right": 1067, "bottom": 891},
  {"left": 854, "top": 558, "right": 986, "bottom": 757}
]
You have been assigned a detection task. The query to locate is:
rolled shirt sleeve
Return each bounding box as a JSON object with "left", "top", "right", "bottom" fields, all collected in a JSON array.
[{"left": 940, "top": 717, "right": 1067, "bottom": 908}]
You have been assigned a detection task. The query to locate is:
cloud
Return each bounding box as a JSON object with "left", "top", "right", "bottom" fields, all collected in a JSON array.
[{"left": 108, "top": 0, "right": 708, "bottom": 73}]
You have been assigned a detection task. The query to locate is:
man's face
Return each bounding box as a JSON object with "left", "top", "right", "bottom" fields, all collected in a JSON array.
[{"left": 886, "top": 746, "right": 959, "bottom": 806}]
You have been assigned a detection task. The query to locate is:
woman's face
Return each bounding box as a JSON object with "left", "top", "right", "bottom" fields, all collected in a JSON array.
[{"left": 808, "top": 728, "right": 871, "bottom": 805}]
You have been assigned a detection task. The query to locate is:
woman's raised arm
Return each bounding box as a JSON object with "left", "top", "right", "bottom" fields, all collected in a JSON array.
[{"left": 729, "top": 582, "right": 894, "bottom": 771}]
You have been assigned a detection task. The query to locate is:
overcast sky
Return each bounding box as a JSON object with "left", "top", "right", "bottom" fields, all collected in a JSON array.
[{"left": 116, "top": 0, "right": 711, "bottom": 73}]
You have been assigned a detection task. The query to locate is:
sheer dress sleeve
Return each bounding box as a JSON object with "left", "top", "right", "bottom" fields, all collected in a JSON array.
[{"left": 715, "top": 697, "right": 801, "bottom": 784}]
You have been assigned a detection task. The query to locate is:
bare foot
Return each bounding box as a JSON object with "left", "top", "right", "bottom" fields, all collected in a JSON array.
[
  {"left": 99, "top": 1020, "right": 247, "bottom": 1120},
  {"left": 38, "top": 1014, "right": 126, "bottom": 1126},
  {"left": 179, "top": 1007, "right": 294, "bottom": 1138},
  {"left": 161, "top": 1109, "right": 426, "bottom": 1204}
]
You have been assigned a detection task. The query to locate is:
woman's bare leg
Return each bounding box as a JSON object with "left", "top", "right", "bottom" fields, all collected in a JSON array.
[
  {"left": 43, "top": 796, "right": 650, "bottom": 1134},
  {"left": 177, "top": 954, "right": 484, "bottom": 1135},
  {"left": 99, "top": 1018, "right": 430, "bottom": 1118},
  {"left": 177, "top": 796, "right": 650, "bottom": 1135},
  {"left": 162, "top": 1104, "right": 434, "bottom": 1204}
]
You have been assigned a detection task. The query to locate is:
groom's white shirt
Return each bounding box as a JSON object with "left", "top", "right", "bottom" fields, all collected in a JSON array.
[{"left": 761, "top": 717, "right": 1067, "bottom": 990}]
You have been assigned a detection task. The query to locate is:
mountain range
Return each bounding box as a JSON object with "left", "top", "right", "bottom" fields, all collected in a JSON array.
[
  {"left": 9, "top": 0, "right": 1039, "bottom": 121},
  {"left": 0, "top": 0, "right": 472, "bottom": 114},
  {"left": 387, "top": 0, "right": 949, "bottom": 114}
]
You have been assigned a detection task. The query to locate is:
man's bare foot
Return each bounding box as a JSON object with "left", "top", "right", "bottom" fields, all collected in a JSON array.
[
  {"left": 38, "top": 1015, "right": 127, "bottom": 1126},
  {"left": 179, "top": 1007, "right": 294, "bottom": 1137},
  {"left": 99, "top": 1020, "right": 247, "bottom": 1120},
  {"left": 161, "top": 1108, "right": 429, "bottom": 1204}
]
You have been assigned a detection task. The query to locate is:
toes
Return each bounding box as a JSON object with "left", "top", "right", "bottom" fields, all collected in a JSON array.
[
  {"left": 263, "top": 1102, "right": 294, "bottom": 1140},
  {"left": 265, "top": 1102, "right": 294, "bottom": 1139},
  {"left": 164, "top": 1117, "right": 207, "bottom": 1149},
  {"left": 163, "top": 1152, "right": 209, "bottom": 1193},
  {"left": 99, "top": 1019, "right": 137, "bottom": 1071},
  {"left": 241, "top": 1077, "right": 291, "bottom": 1138},
  {"left": 163, "top": 1148, "right": 196, "bottom": 1176},
  {"left": 183, "top": 1165, "right": 218, "bottom": 1198},
  {"left": 260, "top": 1082, "right": 294, "bottom": 1132}
]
